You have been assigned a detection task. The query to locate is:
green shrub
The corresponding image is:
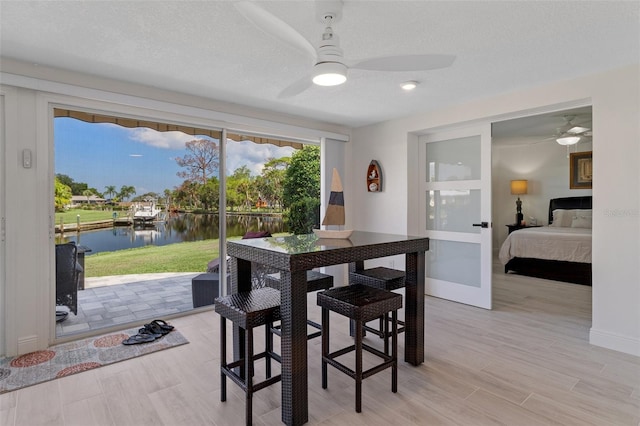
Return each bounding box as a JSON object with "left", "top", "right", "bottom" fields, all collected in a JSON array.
[{"left": 285, "top": 197, "right": 320, "bottom": 235}]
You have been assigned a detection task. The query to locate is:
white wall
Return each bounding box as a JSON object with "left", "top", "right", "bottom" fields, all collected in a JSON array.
[
  {"left": 492, "top": 140, "right": 593, "bottom": 250},
  {"left": 349, "top": 65, "right": 640, "bottom": 356}
]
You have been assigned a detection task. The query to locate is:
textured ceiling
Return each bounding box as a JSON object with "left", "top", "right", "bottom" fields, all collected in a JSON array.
[{"left": 0, "top": 1, "right": 638, "bottom": 130}]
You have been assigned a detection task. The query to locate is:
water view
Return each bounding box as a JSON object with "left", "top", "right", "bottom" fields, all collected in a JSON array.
[{"left": 56, "top": 213, "right": 286, "bottom": 255}]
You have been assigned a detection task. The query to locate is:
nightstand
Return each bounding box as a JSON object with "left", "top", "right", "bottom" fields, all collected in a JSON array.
[{"left": 506, "top": 224, "right": 542, "bottom": 234}]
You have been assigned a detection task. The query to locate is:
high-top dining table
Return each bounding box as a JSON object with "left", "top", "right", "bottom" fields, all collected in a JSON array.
[{"left": 227, "top": 231, "right": 429, "bottom": 426}]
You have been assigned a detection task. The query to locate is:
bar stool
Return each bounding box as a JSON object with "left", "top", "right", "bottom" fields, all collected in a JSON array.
[
  {"left": 317, "top": 284, "right": 402, "bottom": 413},
  {"left": 349, "top": 262, "right": 406, "bottom": 353},
  {"left": 265, "top": 270, "right": 334, "bottom": 340},
  {"left": 215, "top": 287, "right": 281, "bottom": 426}
]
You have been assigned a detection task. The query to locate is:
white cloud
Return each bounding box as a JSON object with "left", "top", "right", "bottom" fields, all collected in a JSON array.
[
  {"left": 124, "top": 127, "right": 297, "bottom": 174},
  {"left": 226, "top": 140, "right": 295, "bottom": 176},
  {"left": 128, "top": 128, "right": 196, "bottom": 150}
]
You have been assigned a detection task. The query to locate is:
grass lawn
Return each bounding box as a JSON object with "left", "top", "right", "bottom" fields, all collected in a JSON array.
[
  {"left": 85, "top": 239, "right": 220, "bottom": 277},
  {"left": 55, "top": 209, "right": 121, "bottom": 225}
]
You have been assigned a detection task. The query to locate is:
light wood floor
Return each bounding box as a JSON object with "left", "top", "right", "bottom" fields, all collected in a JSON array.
[{"left": 2, "top": 268, "right": 639, "bottom": 425}]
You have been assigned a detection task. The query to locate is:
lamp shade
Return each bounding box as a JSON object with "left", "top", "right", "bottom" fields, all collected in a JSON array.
[{"left": 510, "top": 180, "right": 528, "bottom": 195}]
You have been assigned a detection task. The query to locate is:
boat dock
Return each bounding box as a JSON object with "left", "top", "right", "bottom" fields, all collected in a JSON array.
[{"left": 55, "top": 218, "right": 160, "bottom": 233}]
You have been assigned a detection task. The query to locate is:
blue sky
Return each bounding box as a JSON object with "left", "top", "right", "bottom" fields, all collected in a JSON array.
[{"left": 55, "top": 118, "right": 296, "bottom": 196}]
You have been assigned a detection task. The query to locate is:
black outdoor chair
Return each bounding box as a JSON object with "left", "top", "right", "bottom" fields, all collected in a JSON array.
[
  {"left": 207, "top": 231, "right": 274, "bottom": 289},
  {"left": 56, "top": 242, "right": 81, "bottom": 321}
]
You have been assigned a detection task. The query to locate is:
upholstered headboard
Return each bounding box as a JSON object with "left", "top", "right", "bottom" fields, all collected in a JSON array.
[{"left": 548, "top": 196, "right": 592, "bottom": 224}]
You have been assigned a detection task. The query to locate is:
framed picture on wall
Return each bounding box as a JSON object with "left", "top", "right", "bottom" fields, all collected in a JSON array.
[{"left": 570, "top": 151, "right": 592, "bottom": 189}]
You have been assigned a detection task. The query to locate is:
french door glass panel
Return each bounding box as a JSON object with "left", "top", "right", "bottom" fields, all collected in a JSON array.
[
  {"left": 426, "top": 239, "right": 481, "bottom": 288},
  {"left": 425, "top": 136, "right": 481, "bottom": 182},
  {"left": 426, "top": 189, "right": 481, "bottom": 234}
]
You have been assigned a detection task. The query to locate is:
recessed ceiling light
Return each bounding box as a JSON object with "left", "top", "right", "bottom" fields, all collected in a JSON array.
[{"left": 401, "top": 81, "right": 419, "bottom": 91}]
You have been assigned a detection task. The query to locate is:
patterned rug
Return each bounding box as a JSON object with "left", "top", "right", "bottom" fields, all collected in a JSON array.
[{"left": 0, "top": 325, "right": 189, "bottom": 394}]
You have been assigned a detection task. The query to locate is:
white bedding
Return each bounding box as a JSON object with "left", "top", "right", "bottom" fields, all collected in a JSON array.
[{"left": 499, "top": 226, "right": 592, "bottom": 265}]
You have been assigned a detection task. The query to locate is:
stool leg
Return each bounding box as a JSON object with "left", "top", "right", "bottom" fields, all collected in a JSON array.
[
  {"left": 383, "top": 313, "right": 390, "bottom": 356},
  {"left": 220, "top": 316, "right": 227, "bottom": 402},
  {"left": 265, "top": 322, "right": 272, "bottom": 378},
  {"left": 321, "top": 307, "right": 329, "bottom": 389},
  {"left": 245, "top": 327, "right": 253, "bottom": 426},
  {"left": 355, "top": 319, "right": 363, "bottom": 413},
  {"left": 392, "top": 310, "right": 398, "bottom": 393}
]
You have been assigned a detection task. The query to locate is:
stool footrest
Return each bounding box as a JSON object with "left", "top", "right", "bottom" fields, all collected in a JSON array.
[
  {"left": 323, "top": 343, "right": 395, "bottom": 380},
  {"left": 364, "top": 319, "right": 406, "bottom": 338},
  {"left": 221, "top": 365, "right": 281, "bottom": 394},
  {"left": 270, "top": 319, "right": 323, "bottom": 340}
]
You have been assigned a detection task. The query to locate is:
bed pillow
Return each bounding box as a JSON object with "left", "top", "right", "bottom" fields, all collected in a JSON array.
[
  {"left": 550, "top": 210, "right": 572, "bottom": 227},
  {"left": 571, "top": 215, "right": 593, "bottom": 229},
  {"left": 551, "top": 209, "right": 592, "bottom": 227},
  {"left": 573, "top": 209, "right": 592, "bottom": 218}
]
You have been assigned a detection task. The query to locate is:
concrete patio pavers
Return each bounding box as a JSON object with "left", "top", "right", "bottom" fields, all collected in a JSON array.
[{"left": 56, "top": 272, "right": 202, "bottom": 338}]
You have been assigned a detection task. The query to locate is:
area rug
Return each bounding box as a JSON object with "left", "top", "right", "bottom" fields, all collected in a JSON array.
[{"left": 0, "top": 325, "right": 189, "bottom": 394}]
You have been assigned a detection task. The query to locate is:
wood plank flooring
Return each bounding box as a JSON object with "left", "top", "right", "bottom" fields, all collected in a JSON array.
[{"left": 2, "top": 267, "right": 639, "bottom": 425}]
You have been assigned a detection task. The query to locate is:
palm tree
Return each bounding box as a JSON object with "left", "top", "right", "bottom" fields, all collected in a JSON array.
[
  {"left": 118, "top": 185, "right": 136, "bottom": 202},
  {"left": 82, "top": 189, "right": 94, "bottom": 204},
  {"left": 104, "top": 185, "right": 116, "bottom": 201}
]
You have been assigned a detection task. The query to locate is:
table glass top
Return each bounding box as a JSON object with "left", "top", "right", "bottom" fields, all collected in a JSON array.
[{"left": 228, "top": 231, "right": 428, "bottom": 255}]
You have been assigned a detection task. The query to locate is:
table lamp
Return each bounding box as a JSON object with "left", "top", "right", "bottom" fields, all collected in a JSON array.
[{"left": 510, "top": 180, "right": 528, "bottom": 224}]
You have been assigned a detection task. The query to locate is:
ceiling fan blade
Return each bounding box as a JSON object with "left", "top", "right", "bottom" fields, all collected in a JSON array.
[
  {"left": 350, "top": 54, "right": 456, "bottom": 72},
  {"left": 235, "top": 1, "right": 316, "bottom": 59},
  {"left": 278, "top": 75, "right": 314, "bottom": 99},
  {"left": 567, "top": 126, "right": 590, "bottom": 134}
]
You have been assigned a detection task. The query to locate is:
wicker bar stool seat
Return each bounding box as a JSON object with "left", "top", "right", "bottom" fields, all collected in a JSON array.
[
  {"left": 349, "top": 262, "right": 406, "bottom": 349},
  {"left": 317, "top": 284, "right": 402, "bottom": 413},
  {"left": 215, "top": 287, "right": 281, "bottom": 426},
  {"left": 266, "top": 270, "right": 334, "bottom": 340}
]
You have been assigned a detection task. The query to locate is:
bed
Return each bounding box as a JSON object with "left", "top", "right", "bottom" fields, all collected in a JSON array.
[{"left": 499, "top": 196, "right": 592, "bottom": 285}]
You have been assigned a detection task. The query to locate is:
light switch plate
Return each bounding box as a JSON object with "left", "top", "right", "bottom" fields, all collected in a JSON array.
[{"left": 22, "top": 149, "right": 32, "bottom": 168}]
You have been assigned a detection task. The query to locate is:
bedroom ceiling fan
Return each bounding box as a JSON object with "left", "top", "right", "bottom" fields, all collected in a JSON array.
[
  {"left": 235, "top": 1, "right": 456, "bottom": 98},
  {"left": 552, "top": 115, "right": 592, "bottom": 145}
]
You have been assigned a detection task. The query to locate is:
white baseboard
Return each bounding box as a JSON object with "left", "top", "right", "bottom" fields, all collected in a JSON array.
[
  {"left": 590, "top": 328, "right": 640, "bottom": 357},
  {"left": 17, "top": 335, "right": 40, "bottom": 355}
]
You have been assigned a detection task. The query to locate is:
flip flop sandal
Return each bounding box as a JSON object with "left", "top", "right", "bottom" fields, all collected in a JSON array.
[
  {"left": 56, "top": 311, "right": 69, "bottom": 322},
  {"left": 122, "top": 333, "right": 156, "bottom": 345},
  {"left": 150, "top": 319, "right": 175, "bottom": 333},
  {"left": 144, "top": 322, "right": 169, "bottom": 336},
  {"left": 138, "top": 327, "right": 162, "bottom": 339}
]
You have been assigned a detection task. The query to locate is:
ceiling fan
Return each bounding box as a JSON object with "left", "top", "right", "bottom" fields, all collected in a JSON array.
[
  {"left": 551, "top": 115, "right": 592, "bottom": 145},
  {"left": 235, "top": 1, "right": 456, "bottom": 98}
]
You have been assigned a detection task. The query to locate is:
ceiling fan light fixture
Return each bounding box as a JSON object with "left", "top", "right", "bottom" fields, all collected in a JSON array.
[
  {"left": 401, "top": 80, "right": 419, "bottom": 91},
  {"left": 556, "top": 136, "right": 580, "bottom": 146},
  {"left": 312, "top": 62, "right": 347, "bottom": 86}
]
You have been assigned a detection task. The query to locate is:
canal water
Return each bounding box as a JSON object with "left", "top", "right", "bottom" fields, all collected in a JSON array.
[{"left": 56, "top": 213, "right": 286, "bottom": 255}]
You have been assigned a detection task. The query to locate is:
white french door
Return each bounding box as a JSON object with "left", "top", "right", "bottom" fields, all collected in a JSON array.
[{"left": 418, "top": 124, "right": 492, "bottom": 309}]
